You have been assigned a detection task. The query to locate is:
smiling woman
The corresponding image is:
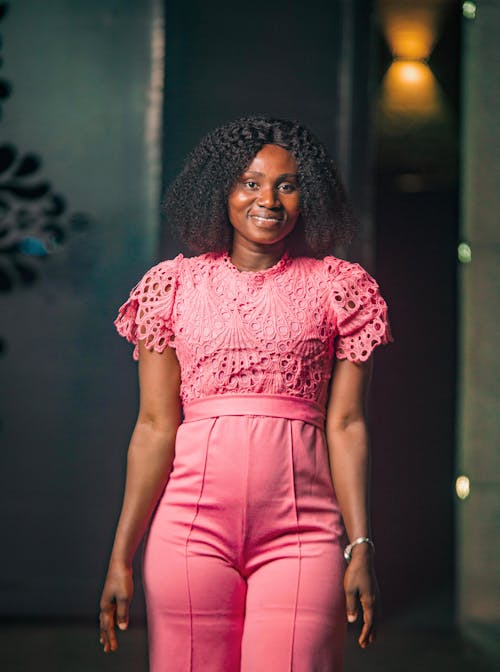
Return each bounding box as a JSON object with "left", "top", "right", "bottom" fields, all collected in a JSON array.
[{"left": 100, "top": 116, "right": 393, "bottom": 672}]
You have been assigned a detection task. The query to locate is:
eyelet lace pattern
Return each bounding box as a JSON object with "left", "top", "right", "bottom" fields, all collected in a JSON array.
[{"left": 115, "top": 253, "right": 392, "bottom": 405}]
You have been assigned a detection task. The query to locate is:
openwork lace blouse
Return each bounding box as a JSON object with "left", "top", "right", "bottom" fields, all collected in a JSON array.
[{"left": 115, "top": 252, "right": 392, "bottom": 407}]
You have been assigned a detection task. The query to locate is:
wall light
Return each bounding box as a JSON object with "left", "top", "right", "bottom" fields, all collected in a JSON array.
[
  {"left": 462, "top": 2, "right": 477, "bottom": 20},
  {"left": 456, "top": 475, "right": 471, "bottom": 500},
  {"left": 377, "top": 1, "right": 447, "bottom": 121},
  {"left": 382, "top": 18, "right": 436, "bottom": 60},
  {"left": 381, "top": 59, "right": 441, "bottom": 117},
  {"left": 458, "top": 242, "right": 472, "bottom": 264},
  {"left": 378, "top": 1, "right": 445, "bottom": 60}
]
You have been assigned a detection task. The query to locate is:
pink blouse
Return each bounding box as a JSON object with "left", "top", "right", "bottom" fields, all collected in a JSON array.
[{"left": 115, "top": 252, "right": 392, "bottom": 408}]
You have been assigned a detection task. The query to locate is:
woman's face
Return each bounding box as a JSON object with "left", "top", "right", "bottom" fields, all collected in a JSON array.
[{"left": 227, "top": 144, "right": 300, "bottom": 251}]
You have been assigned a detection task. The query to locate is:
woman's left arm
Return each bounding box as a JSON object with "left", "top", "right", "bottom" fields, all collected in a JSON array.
[{"left": 326, "top": 356, "right": 378, "bottom": 649}]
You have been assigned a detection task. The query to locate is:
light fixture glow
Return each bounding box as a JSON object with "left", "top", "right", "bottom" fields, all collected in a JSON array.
[
  {"left": 456, "top": 475, "right": 470, "bottom": 500},
  {"left": 458, "top": 242, "right": 472, "bottom": 264},
  {"left": 378, "top": 3, "right": 441, "bottom": 59},
  {"left": 462, "top": 2, "right": 477, "bottom": 20},
  {"left": 381, "top": 60, "right": 440, "bottom": 117},
  {"left": 397, "top": 61, "right": 426, "bottom": 84},
  {"left": 377, "top": 1, "right": 447, "bottom": 122}
]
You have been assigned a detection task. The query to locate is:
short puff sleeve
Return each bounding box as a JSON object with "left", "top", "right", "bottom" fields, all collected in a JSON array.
[
  {"left": 114, "top": 255, "right": 182, "bottom": 360},
  {"left": 327, "top": 258, "right": 393, "bottom": 362}
]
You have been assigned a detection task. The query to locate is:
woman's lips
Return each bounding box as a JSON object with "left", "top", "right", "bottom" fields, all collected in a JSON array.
[{"left": 249, "top": 214, "right": 284, "bottom": 226}]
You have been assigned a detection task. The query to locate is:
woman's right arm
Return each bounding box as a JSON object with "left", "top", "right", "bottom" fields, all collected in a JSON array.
[{"left": 99, "top": 341, "right": 181, "bottom": 654}]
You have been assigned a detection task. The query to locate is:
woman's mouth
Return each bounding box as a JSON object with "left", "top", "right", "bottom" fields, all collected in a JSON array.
[{"left": 249, "top": 214, "right": 284, "bottom": 226}]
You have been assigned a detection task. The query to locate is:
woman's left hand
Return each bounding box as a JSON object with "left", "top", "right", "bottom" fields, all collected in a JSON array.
[{"left": 343, "top": 547, "right": 379, "bottom": 648}]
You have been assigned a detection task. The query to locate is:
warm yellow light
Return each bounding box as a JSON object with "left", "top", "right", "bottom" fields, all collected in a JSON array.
[
  {"left": 381, "top": 60, "right": 441, "bottom": 117},
  {"left": 397, "top": 61, "right": 426, "bottom": 84},
  {"left": 456, "top": 475, "right": 470, "bottom": 500},
  {"left": 385, "top": 20, "right": 435, "bottom": 60},
  {"left": 378, "top": 2, "right": 444, "bottom": 60}
]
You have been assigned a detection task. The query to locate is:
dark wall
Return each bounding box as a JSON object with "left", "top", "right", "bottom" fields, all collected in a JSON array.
[
  {"left": 371, "top": 184, "right": 458, "bottom": 616},
  {"left": 0, "top": 0, "right": 162, "bottom": 620},
  {"left": 370, "top": 6, "right": 461, "bottom": 616}
]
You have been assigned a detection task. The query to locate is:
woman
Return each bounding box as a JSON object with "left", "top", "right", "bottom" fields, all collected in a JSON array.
[{"left": 99, "top": 116, "right": 392, "bottom": 671}]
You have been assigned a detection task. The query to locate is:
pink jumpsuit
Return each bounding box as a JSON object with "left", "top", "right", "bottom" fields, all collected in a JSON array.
[{"left": 115, "top": 251, "right": 391, "bottom": 672}]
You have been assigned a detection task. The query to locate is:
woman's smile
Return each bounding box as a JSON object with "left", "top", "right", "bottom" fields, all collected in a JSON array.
[{"left": 249, "top": 213, "right": 285, "bottom": 227}]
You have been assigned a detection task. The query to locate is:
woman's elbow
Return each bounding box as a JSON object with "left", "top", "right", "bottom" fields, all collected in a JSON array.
[
  {"left": 135, "top": 410, "right": 180, "bottom": 441},
  {"left": 327, "top": 411, "right": 366, "bottom": 435}
]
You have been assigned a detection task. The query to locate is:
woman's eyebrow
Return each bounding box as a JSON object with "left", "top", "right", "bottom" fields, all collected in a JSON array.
[{"left": 242, "top": 171, "right": 298, "bottom": 180}]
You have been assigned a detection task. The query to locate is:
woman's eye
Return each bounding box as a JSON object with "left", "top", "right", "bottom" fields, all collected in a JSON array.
[
  {"left": 279, "top": 183, "right": 297, "bottom": 192},
  {"left": 243, "top": 181, "right": 259, "bottom": 190}
]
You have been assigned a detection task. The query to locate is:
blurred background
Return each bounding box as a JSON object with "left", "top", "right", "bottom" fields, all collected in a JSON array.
[{"left": 0, "top": 0, "right": 498, "bottom": 670}]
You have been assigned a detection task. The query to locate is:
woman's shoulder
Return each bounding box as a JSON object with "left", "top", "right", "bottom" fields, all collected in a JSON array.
[
  {"left": 293, "top": 254, "right": 373, "bottom": 283},
  {"left": 321, "top": 255, "right": 372, "bottom": 281},
  {"left": 137, "top": 252, "right": 219, "bottom": 282},
  {"left": 318, "top": 255, "right": 392, "bottom": 360}
]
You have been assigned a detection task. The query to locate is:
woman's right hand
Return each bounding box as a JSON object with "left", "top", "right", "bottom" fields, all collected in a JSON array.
[{"left": 99, "top": 562, "right": 134, "bottom": 653}]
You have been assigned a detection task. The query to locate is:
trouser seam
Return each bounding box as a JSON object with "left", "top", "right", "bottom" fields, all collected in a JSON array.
[{"left": 184, "top": 417, "right": 216, "bottom": 671}]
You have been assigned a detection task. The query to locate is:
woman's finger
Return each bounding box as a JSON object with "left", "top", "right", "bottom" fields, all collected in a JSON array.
[
  {"left": 345, "top": 586, "right": 358, "bottom": 623},
  {"left": 100, "top": 603, "right": 118, "bottom": 653},
  {"left": 358, "top": 593, "right": 375, "bottom": 648},
  {"left": 116, "top": 596, "right": 130, "bottom": 631}
]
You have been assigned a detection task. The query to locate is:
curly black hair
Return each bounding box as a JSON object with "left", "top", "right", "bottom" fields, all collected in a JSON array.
[{"left": 163, "top": 116, "right": 355, "bottom": 256}]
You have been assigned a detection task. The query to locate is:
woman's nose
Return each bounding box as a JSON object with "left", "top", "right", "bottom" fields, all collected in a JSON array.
[{"left": 257, "top": 185, "right": 280, "bottom": 208}]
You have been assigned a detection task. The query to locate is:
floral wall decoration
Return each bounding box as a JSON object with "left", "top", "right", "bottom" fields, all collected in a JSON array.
[{"left": 0, "top": 1, "right": 94, "bottom": 356}]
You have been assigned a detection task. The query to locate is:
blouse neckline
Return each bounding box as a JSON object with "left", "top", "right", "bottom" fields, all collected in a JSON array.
[{"left": 221, "top": 250, "right": 290, "bottom": 279}]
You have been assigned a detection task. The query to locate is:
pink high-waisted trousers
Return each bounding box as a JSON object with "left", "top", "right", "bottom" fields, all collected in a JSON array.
[{"left": 143, "top": 394, "right": 347, "bottom": 671}]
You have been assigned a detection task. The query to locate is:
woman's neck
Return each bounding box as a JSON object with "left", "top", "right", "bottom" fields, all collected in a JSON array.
[{"left": 229, "top": 241, "right": 287, "bottom": 272}]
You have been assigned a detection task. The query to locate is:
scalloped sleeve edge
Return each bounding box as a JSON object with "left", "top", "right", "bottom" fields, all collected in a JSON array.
[
  {"left": 329, "top": 260, "right": 394, "bottom": 363},
  {"left": 114, "top": 256, "right": 182, "bottom": 360}
]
